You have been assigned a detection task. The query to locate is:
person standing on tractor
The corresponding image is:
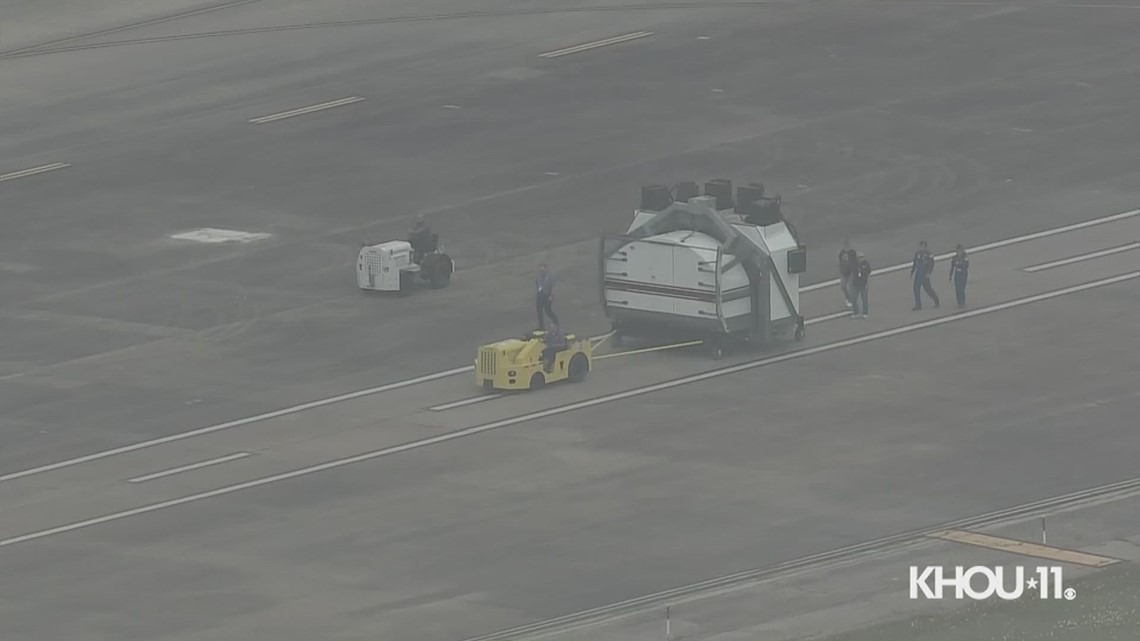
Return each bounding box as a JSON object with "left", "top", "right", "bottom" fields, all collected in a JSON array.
[
  {"left": 408, "top": 215, "right": 433, "bottom": 264},
  {"left": 536, "top": 263, "right": 559, "bottom": 331}
]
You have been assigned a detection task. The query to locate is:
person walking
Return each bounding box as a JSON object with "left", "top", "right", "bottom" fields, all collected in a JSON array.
[
  {"left": 910, "top": 240, "right": 940, "bottom": 310},
  {"left": 535, "top": 263, "right": 559, "bottom": 331},
  {"left": 949, "top": 244, "right": 969, "bottom": 307},
  {"left": 838, "top": 240, "right": 857, "bottom": 308},
  {"left": 850, "top": 252, "right": 871, "bottom": 318}
]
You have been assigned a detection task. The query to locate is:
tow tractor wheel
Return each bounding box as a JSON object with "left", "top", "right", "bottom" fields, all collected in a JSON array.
[
  {"left": 427, "top": 254, "right": 453, "bottom": 289},
  {"left": 568, "top": 354, "right": 588, "bottom": 383},
  {"left": 529, "top": 372, "right": 546, "bottom": 390}
]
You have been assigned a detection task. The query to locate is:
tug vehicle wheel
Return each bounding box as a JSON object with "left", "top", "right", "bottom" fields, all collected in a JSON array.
[{"left": 568, "top": 354, "right": 588, "bottom": 383}]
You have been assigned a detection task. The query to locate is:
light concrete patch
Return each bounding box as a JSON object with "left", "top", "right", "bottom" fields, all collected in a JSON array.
[{"left": 169, "top": 228, "right": 271, "bottom": 244}]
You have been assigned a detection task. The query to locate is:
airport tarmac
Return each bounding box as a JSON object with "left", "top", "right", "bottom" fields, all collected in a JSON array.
[{"left": 2, "top": 1, "right": 1139, "bottom": 640}]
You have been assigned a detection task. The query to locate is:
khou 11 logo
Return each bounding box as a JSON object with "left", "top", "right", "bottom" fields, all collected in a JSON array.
[{"left": 909, "top": 565, "right": 1077, "bottom": 601}]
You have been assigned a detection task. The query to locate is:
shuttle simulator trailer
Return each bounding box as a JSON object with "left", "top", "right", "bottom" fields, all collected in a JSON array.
[{"left": 599, "top": 179, "right": 807, "bottom": 358}]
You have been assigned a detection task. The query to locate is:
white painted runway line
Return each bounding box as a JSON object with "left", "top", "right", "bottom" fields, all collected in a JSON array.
[
  {"left": 1023, "top": 242, "right": 1140, "bottom": 272},
  {"left": 0, "top": 162, "right": 70, "bottom": 182},
  {"left": 431, "top": 318, "right": 849, "bottom": 412},
  {"left": 464, "top": 473, "right": 1140, "bottom": 641},
  {"left": 806, "top": 310, "right": 853, "bottom": 325},
  {"left": 539, "top": 31, "right": 653, "bottom": 58},
  {"left": 801, "top": 208, "right": 1140, "bottom": 292},
  {"left": 1, "top": 212, "right": 1131, "bottom": 482},
  {"left": 430, "top": 394, "right": 502, "bottom": 411},
  {"left": 248, "top": 96, "right": 365, "bottom": 124},
  {"left": 3, "top": 271, "right": 1133, "bottom": 548},
  {"left": 0, "top": 365, "right": 473, "bottom": 483},
  {"left": 127, "top": 453, "right": 250, "bottom": 483}
]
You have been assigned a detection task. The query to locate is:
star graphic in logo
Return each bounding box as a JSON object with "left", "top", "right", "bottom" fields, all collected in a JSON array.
[{"left": 1026, "top": 577, "right": 1039, "bottom": 590}]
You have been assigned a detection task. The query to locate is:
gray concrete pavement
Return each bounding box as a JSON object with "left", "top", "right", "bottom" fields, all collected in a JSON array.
[
  {"left": 3, "top": 212, "right": 1134, "bottom": 524},
  {"left": 4, "top": 2, "right": 1140, "bottom": 469},
  {"left": 2, "top": 1, "right": 1140, "bottom": 640},
  {"left": 0, "top": 213, "right": 1136, "bottom": 640}
]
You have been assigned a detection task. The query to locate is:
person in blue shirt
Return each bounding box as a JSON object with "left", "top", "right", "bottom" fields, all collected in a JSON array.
[
  {"left": 838, "top": 240, "right": 858, "bottom": 309},
  {"left": 910, "top": 240, "right": 940, "bottom": 311},
  {"left": 949, "top": 244, "right": 969, "bottom": 307},
  {"left": 535, "top": 263, "right": 559, "bottom": 330},
  {"left": 850, "top": 252, "right": 871, "bottom": 318}
]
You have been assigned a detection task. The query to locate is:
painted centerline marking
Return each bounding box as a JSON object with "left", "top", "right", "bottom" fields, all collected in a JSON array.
[
  {"left": 434, "top": 322, "right": 848, "bottom": 412},
  {"left": 928, "top": 530, "right": 1120, "bottom": 567},
  {"left": 801, "top": 208, "right": 1140, "bottom": 292},
  {"left": 2, "top": 272, "right": 1133, "bottom": 548},
  {"left": 594, "top": 339, "right": 703, "bottom": 361},
  {"left": 1, "top": 212, "right": 1132, "bottom": 482},
  {"left": 430, "top": 395, "right": 502, "bottom": 411},
  {"left": 806, "top": 310, "right": 853, "bottom": 325},
  {"left": 0, "top": 365, "right": 473, "bottom": 483},
  {"left": 249, "top": 96, "right": 364, "bottom": 124},
  {"left": 1023, "top": 242, "right": 1140, "bottom": 272},
  {"left": 0, "top": 163, "right": 70, "bottom": 182},
  {"left": 539, "top": 31, "right": 653, "bottom": 58},
  {"left": 127, "top": 453, "right": 251, "bottom": 483}
]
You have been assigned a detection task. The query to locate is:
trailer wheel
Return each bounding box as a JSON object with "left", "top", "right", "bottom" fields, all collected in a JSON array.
[
  {"left": 529, "top": 372, "right": 546, "bottom": 390},
  {"left": 568, "top": 354, "right": 588, "bottom": 383},
  {"left": 794, "top": 324, "right": 805, "bottom": 342}
]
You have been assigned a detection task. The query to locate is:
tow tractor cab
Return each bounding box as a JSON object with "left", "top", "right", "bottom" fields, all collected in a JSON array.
[
  {"left": 476, "top": 330, "right": 592, "bottom": 392},
  {"left": 599, "top": 179, "right": 807, "bottom": 359}
]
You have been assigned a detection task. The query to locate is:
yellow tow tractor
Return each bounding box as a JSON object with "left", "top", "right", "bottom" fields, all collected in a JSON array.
[{"left": 475, "top": 330, "right": 593, "bottom": 392}]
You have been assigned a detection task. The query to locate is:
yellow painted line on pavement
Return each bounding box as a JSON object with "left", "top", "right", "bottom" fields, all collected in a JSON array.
[{"left": 927, "top": 530, "right": 1121, "bottom": 567}]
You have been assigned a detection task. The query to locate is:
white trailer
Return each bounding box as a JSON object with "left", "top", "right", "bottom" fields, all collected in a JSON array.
[
  {"left": 599, "top": 180, "right": 806, "bottom": 358},
  {"left": 357, "top": 238, "right": 454, "bottom": 294}
]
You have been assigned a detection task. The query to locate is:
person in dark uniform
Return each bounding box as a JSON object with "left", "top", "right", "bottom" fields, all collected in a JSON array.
[
  {"left": 910, "top": 240, "right": 940, "bottom": 310},
  {"left": 851, "top": 252, "right": 871, "bottom": 318},
  {"left": 949, "top": 244, "right": 969, "bottom": 307},
  {"left": 542, "top": 324, "right": 567, "bottom": 373},
  {"left": 408, "top": 215, "right": 433, "bottom": 264},
  {"left": 535, "top": 263, "right": 559, "bottom": 330},
  {"left": 838, "top": 240, "right": 857, "bottom": 309}
]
